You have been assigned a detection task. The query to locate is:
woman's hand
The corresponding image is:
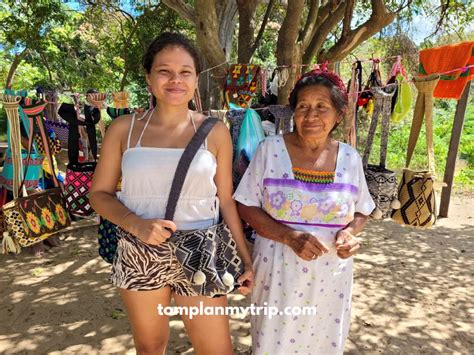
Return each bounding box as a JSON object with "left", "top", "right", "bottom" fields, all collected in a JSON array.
[
  {"left": 335, "top": 229, "right": 360, "bottom": 259},
  {"left": 286, "top": 231, "right": 329, "bottom": 261},
  {"left": 126, "top": 215, "right": 177, "bottom": 246},
  {"left": 237, "top": 264, "right": 255, "bottom": 296}
]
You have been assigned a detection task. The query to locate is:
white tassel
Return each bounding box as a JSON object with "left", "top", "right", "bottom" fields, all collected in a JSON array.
[
  {"left": 390, "top": 199, "right": 401, "bottom": 210},
  {"left": 1, "top": 231, "right": 21, "bottom": 254},
  {"left": 371, "top": 208, "right": 383, "bottom": 220},
  {"left": 222, "top": 272, "right": 235, "bottom": 288},
  {"left": 193, "top": 270, "right": 206, "bottom": 285}
]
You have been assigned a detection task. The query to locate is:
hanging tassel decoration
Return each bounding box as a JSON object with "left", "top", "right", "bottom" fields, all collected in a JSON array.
[{"left": 1, "top": 232, "right": 21, "bottom": 254}]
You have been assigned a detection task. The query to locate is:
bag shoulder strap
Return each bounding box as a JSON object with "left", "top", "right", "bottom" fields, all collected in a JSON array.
[
  {"left": 164, "top": 117, "right": 219, "bottom": 221},
  {"left": 406, "top": 75, "right": 439, "bottom": 170}
]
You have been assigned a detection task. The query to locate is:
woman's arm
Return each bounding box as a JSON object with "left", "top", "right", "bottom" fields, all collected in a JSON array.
[
  {"left": 238, "top": 204, "right": 329, "bottom": 261},
  {"left": 89, "top": 116, "right": 135, "bottom": 229},
  {"left": 335, "top": 212, "right": 369, "bottom": 259},
  {"left": 237, "top": 204, "right": 292, "bottom": 245},
  {"left": 211, "top": 122, "right": 254, "bottom": 294}
]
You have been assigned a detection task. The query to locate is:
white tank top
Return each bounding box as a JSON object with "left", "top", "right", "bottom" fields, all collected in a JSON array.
[{"left": 117, "top": 110, "right": 218, "bottom": 230}]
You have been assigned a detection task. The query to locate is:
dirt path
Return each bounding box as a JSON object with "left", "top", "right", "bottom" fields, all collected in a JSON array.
[{"left": 0, "top": 194, "right": 472, "bottom": 354}]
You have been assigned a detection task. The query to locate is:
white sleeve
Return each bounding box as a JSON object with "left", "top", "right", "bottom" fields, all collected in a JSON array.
[
  {"left": 354, "top": 154, "right": 376, "bottom": 216},
  {"left": 233, "top": 140, "right": 266, "bottom": 207}
]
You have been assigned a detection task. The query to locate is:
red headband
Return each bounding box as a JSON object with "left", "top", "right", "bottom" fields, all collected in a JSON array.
[{"left": 293, "top": 69, "right": 348, "bottom": 101}]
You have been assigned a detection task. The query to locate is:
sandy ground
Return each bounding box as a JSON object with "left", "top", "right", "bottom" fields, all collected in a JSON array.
[{"left": 0, "top": 194, "right": 472, "bottom": 354}]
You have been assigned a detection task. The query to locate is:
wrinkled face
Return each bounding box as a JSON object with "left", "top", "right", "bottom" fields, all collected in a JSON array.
[
  {"left": 145, "top": 45, "right": 198, "bottom": 107},
  {"left": 293, "top": 85, "right": 342, "bottom": 140}
]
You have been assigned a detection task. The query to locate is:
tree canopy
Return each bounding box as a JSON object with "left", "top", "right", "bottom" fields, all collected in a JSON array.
[{"left": 0, "top": 0, "right": 472, "bottom": 107}]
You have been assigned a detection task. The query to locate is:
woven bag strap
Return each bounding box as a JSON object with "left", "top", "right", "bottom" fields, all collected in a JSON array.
[
  {"left": 164, "top": 117, "right": 218, "bottom": 221},
  {"left": 406, "top": 75, "right": 439, "bottom": 171}
]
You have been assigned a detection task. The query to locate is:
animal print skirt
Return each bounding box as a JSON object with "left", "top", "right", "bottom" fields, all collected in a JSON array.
[{"left": 110, "top": 227, "right": 198, "bottom": 296}]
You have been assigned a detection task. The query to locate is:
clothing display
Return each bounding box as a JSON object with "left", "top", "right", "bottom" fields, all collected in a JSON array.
[
  {"left": 419, "top": 41, "right": 474, "bottom": 99},
  {"left": 224, "top": 64, "right": 261, "bottom": 108}
]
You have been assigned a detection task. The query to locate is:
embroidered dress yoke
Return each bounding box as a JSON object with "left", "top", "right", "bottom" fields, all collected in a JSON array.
[{"left": 234, "top": 135, "right": 374, "bottom": 355}]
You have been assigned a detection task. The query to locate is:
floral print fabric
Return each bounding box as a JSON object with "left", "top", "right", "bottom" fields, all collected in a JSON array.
[{"left": 234, "top": 135, "right": 375, "bottom": 354}]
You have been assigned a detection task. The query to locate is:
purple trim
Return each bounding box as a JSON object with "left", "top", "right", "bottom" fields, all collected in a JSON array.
[
  {"left": 275, "top": 219, "right": 345, "bottom": 228},
  {"left": 263, "top": 178, "right": 358, "bottom": 194}
]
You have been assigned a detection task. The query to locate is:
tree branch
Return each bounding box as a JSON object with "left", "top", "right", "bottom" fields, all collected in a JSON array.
[
  {"left": 249, "top": 0, "right": 275, "bottom": 58},
  {"left": 5, "top": 49, "right": 29, "bottom": 88},
  {"left": 395, "top": 0, "right": 414, "bottom": 14},
  {"left": 236, "top": 0, "right": 260, "bottom": 63},
  {"left": 298, "top": 0, "right": 320, "bottom": 48},
  {"left": 342, "top": 0, "right": 355, "bottom": 38},
  {"left": 319, "top": 0, "right": 396, "bottom": 62},
  {"left": 302, "top": 1, "right": 345, "bottom": 64},
  {"left": 277, "top": 0, "right": 305, "bottom": 64},
  {"left": 194, "top": 0, "right": 226, "bottom": 71},
  {"left": 162, "top": 0, "right": 196, "bottom": 24}
]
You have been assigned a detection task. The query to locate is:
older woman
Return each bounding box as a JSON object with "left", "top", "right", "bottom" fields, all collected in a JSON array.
[{"left": 234, "top": 69, "right": 375, "bottom": 354}]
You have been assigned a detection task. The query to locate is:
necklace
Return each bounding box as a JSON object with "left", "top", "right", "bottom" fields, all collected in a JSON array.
[{"left": 291, "top": 137, "right": 336, "bottom": 184}]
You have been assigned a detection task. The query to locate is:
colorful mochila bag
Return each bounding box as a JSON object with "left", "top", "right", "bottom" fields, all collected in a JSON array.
[
  {"left": 62, "top": 103, "right": 98, "bottom": 216},
  {"left": 106, "top": 107, "right": 130, "bottom": 120},
  {"left": 391, "top": 75, "right": 439, "bottom": 228},
  {"left": 44, "top": 120, "right": 69, "bottom": 148},
  {"left": 224, "top": 64, "right": 261, "bottom": 108},
  {"left": 0, "top": 100, "right": 44, "bottom": 192},
  {"left": 98, "top": 217, "right": 118, "bottom": 263},
  {"left": 2, "top": 112, "right": 71, "bottom": 248},
  {"left": 65, "top": 162, "right": 96, "bottom": 216},
  {"left": 362, "top": 87, "right": 400, "bottom": 219}
]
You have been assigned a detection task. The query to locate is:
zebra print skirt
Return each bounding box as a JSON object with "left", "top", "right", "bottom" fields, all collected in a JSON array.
[{"left": 110, "top": 228, "right": 198, "bottom": 296}]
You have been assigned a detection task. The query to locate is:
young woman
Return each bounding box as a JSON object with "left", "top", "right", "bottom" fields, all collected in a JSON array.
[{"left": 90, "top": 32, "right": 254, "bottom": 355}]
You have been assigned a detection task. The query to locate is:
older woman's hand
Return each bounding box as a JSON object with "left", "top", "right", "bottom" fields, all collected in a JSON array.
[
  {"left": 286, "top": 231, "right": 329, "bottom": 261},
  {"left": 335, "top": 229, "right": 361, "bottom": 259},
  {"left": 237, "top": 265, "right": 255, "bottom": 296}
]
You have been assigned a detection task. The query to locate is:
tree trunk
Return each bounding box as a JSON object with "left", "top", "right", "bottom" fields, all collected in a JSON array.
[
  {"left": 5, "top": 49, "right": 28, "bottom": 88},
  {"left": 217, "top": 0, "right": 238, "bottom": 60},
  {"left": 236, "top": 0, "right": 259, "bottom": 63},
  {"left": 276, "top": 0, "right": 305, "bottom": 104}
]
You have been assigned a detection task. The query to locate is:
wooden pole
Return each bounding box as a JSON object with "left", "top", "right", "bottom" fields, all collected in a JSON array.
[{"left": 439, "top": 82, "right": 471, "bottom": 218}]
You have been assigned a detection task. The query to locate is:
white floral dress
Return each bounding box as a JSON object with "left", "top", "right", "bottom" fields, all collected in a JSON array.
[{"left": 234, "top": 135, "right": 375, "bottom": 355}]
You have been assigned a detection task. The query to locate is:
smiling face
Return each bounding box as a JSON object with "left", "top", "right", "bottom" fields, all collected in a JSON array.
[
  {"left": 145, "top": 45, "right": 198, "bottom": 107},
  {"left": 293, "top": 85, "right": 342, "bottom": 141}
]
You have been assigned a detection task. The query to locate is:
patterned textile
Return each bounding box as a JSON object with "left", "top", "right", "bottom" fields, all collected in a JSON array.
[
  {"left": 33, "top": 131, "right": 62, "bottom": 156},
  {"left": 110, "top": 227, "right": 198, "bottom": 296},
  {"left": 2, "top": 187, "right": 70, "bottom": 247},
  {"left": 226, "top": 109, "right": 246, "bottom": 153},
  {"left": 98, "top": 217, "right": 118, "bottom": 264},
  {"left": 0, "top": 152, "right": 43, "bottom": 192},
  {"left": 0, "top": 95, "right": 24, "bottom": 195},
  {"left": 170, "top": 223, "right": 244, "bottom": 297},
  {"left": 391, "top": 168, "right": 436, "bottom": 228},
  {"left": 362, "top": 87, "right": 398, "bottom": 218},
  {"left": 267, "top": 105, "right": 293, "bottom": 134},
  {"left": 391, "top": 75, "right": 439, "bottom": 228},
  {"left": 106, "top": 107, "right": 130, "bottom": 120},
  {"left": 45, "top": 120, "right": 69, "bottom": 147},
  {"left": 344, "top": 61, "right": 362, "bottom": 147},
  {"left": 224, "top": 64, "right": 261, "bottom": 108},
  {"left": 64, "top": 162, "right": 96, "bottom": 216},
  {"left": 365, "top": 166, "right": 398, "bottom": 219},
  {"left": 292, "top": 168, "right": 335, "bottom": 184},
  {"left": 419, "top": 41, "right": 474, "bottom": 99}
]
